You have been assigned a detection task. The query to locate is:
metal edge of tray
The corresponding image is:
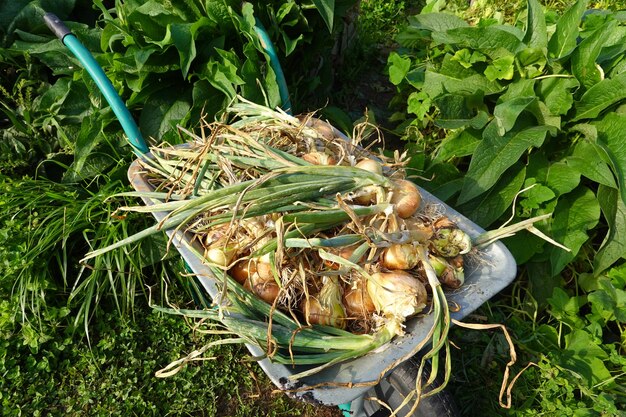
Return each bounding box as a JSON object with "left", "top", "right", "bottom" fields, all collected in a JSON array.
[{"left": 128, "top": 155, "right": 517, "bottom": 406}]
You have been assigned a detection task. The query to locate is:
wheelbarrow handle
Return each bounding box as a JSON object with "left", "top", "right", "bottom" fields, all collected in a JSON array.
[{"left": 43, "top": 13, "right": 150, "bottom": 156}]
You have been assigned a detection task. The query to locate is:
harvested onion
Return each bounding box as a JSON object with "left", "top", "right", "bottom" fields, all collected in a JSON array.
[
  {"left": 381, "top": 243, "right": 419, "bottom": 270},
  {"left": 343, "top": 278, "right": 376, "bottom": 318},
  {"left": 302, "top": 276, "right": 346, "bottom": 329},
  {"left": 390, "top": 179, "right": 422, "bottom": 218},
  {"left": 367, "top": 270, "right": 427, "bottom": 320}
]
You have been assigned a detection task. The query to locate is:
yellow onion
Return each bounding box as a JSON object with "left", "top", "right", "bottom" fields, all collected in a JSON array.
[
  {"left": 380, "top": 243, "right": 419, "bottom": 270},
  {"left": 400, "top": 217, "right": 434, "bottom": 241},
  {"left": 390, "top": 179, "right": 422, "bottom": 218},
  {"left": 302, "top": 151, "right": 337, "bottom": 166},
  {"left": 306, "top": 117, "right": 336, "bottom": 140},
  {"left": 229, "top": 259, "right": 256, "bottom": 284},
  {"left": 205, "top": 246, "right": 237, "bottom": 267},
  {"left": 301, "top": 276, "right": 346, "bottom": 329},
  {"left": 323, "top": 244, "right": 362, "bottom": 270},
  {"left": 367, "top": 270, "right": 428, "bottom": 319},
  {"left": 343, "top": 279, "right": 376, "bottom": 318},
  {"left": 353, "top": 159, "right": 384, "bottom": 205},
  {"left": 244, "top": 272, "right": 280, "bottom": 304},
  {"left": 355, "top": 158, "right": 383, "bottom": 175}
]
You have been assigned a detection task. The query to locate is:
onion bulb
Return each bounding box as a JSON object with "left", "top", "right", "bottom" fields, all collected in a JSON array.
[
  {"left": 229, "top": 259, "right": 256, "bottom": 284},
  {"left": 244, "top": 272, "right": 280, "bottom": 304},
  {"left": 355, "top": 158, "right": 383, "bottom": 175},
  {"left": 343, "top": 279, "right": 376, "bottom": 318},
  {"left": 323, "top": 244, "right": 362, "bottom": 270},
  {"left": 367, "top": 271, "right": 427, "bottom": 319},
  {"left": 430, "top": 219, "right": 472, "bottom": 257},
  {"left": 352, "top": 159, "right": 384, "bottom": 205},
  {"left": 380, "top": 243, "right": 419, "bottom": 270},
  {"left": 301, "top": 276, "right": 346, "bottom": 329},
  {"left": 205, "top": 246, "right": 236, "bottom": 267},
  {"left": 302, "top": 151, "right": 337, "bottom": 166},
  {"left": 390, "top": 179, "right": 422, "bottom": 218}
]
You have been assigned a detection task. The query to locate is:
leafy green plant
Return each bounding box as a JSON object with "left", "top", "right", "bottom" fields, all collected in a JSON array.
[
  {"left": 387, "top": 0, "right": 626, "bottom": 413},
  {"left": 390, "top": 0, "right": 626, "bottom": 282},
  {"left": 0, "top": 303, "right": 331, "bottom": 417}
]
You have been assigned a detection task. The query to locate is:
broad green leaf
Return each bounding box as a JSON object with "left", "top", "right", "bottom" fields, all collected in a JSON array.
[
  {"left": 548, "top": 287, "right": 584, "bottom": 326},
  {"left": 499, "top": 78, "right": 536, "bottom": 102},
  {"left": 544, "top": 162, "right": 581, "bottom": 196},
  {"left": 450, "top": 49, "right": 486, "bottom": 69},
  {"left": 561, "top": 330, "right": 611, "bottom": 387},
  {"left": 407, "top": 91, "right": 431, "bottom": 119},
  {"left": 434, "top": 128, "right": 481, "bottom": 161},
  {"left": 388, "top": 52, "right": 411, "bottom": 85},
  {"left": 571, "top": 19, "right": 618, "bottom": 90},
  {"left": 139, "top": 87, "right": 191, "bottom": 142},
  {"left": 594, "top": 185, "right": 626, "bottom": 274},
  {"left": 564, "top": 329, "right": 609, "bottom": 360},
  {"left": 516, "top": 47, "right": 547, "bottom": 78},
  {"left": 459, "top": 163, "right": 526, "bottom": 227},
  {"left": 526, "top": 101, "right": 560, "bottom": 135},
  {"left": 572, "top": 71, "right": 626, "bottom": 121},
  {"left": 458, "top": 123, "right": 550, "bottom": 204},
  {"left": 566, "top": 139, "right": 616, "bottom": 188},
  {"left": 594, "top": 113, "right": 626, "bottom": 206},
  {"left": 523, "top": 0, "right": 547, "bottom": 49},
  {"left": 548, "top": 187, "right": 601, "bottom": 277},
  {"left": 588, "top": 285, "right": 621, "bottom": 323},
  {"left": 436, "top": 110, "right": 489, "bottom": 130},
  {"left": 538, "top": 76, "right": 579, "bottom": 116},
  {"left": 424, "top": 64, "right": 502, "bottom": 99},
  {"left": 311, "top": 0, "right": 334, "bottom": 32},
  {"left": 1, "top": 0, "right": 75, "bottom": 40},
  {"left": 520, "top": 181, "right": 555, "bottom": 211},
  {"left": 409, "top": 12, "right": 469, "bottom": 33},
  {"left": 547, "top": 0, "right": 587, "bottom": 59},
  {"left": 484, "top": 55, "right": 515, "bottom": 81},
  {"left": 170, "top": 23, "right": 195, "bottom": 77},
  {"left": 493, "top": 96, "right": 536, "bottom": 136},
  {"left": 433, "top": 94, "right": 488, "bottom": 129},
  {"left": 204, "top": 49, "right": 246, "bottom": 100},
  {"left": 432, "top": 26, "right": 524, "bottom": 59}
]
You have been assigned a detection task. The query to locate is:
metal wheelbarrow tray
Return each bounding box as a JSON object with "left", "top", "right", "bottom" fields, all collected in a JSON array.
[
  {"left": 128, "top": 152, "right": 517, "bottom": 406},
  {"left": 42, "top": 9, "right": 517, "bottom": 410}
]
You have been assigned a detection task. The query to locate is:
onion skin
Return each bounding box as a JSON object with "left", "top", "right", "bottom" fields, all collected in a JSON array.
[
  {"left": 302, "top": 152, "right": 337, "bottom": 166},
  {"left": 355, "top": 158, "right": 383, "bottom": 175},
  {"left": 229, "top": 259, "right": 256, "bottom": 284},
  {"left": 353, "top": 159, "right": 384, "bottom": 205},
  {"left": 428, "top": 255, "right": 465, "bottom": 289},
  {"left": 301, "top": 277, "right": 347, "bottom": 329},
  {"left": 353, "top": 185, "right": 381, "bottom": 205},
  {"left": 390, "top": 179, "right": 422, "bottom": 219},
  {"left": 343, "top": 280, "right": 376, "bottom": 317},
  {"left": 255, "top": 260, "right": 274, "bottom": 281},
  {"left": 380, "top": 244, "right": 419, "bottom": 270},
  {"left": 400, "top": 217, "right": 433, "bottom": 241},
  {"left": 244, "top": 273, "right": 280, "bottom": 304},
  {"left": 367, "top": 270, "right": 428, "bottom": 319},
  {"left": 205, "top": 247, "right": 235, "bottom": 267},
  {"left": 323, "top": 245, "right": 361, "bottom": 270}
]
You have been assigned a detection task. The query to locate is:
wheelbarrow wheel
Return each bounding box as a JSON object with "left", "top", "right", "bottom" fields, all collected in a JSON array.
[{"left": 360, "top": 356, "right": 460, "bottom": 417}]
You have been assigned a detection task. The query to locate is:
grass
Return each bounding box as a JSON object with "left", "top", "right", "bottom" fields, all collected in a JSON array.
[{"left": 0, "top": 300, "right": 338, "bottom": 417}]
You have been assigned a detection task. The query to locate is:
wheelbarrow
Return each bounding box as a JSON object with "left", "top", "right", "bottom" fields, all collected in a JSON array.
[{"left": 44, "top": 11, "right": 517, "bottom": 417}]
